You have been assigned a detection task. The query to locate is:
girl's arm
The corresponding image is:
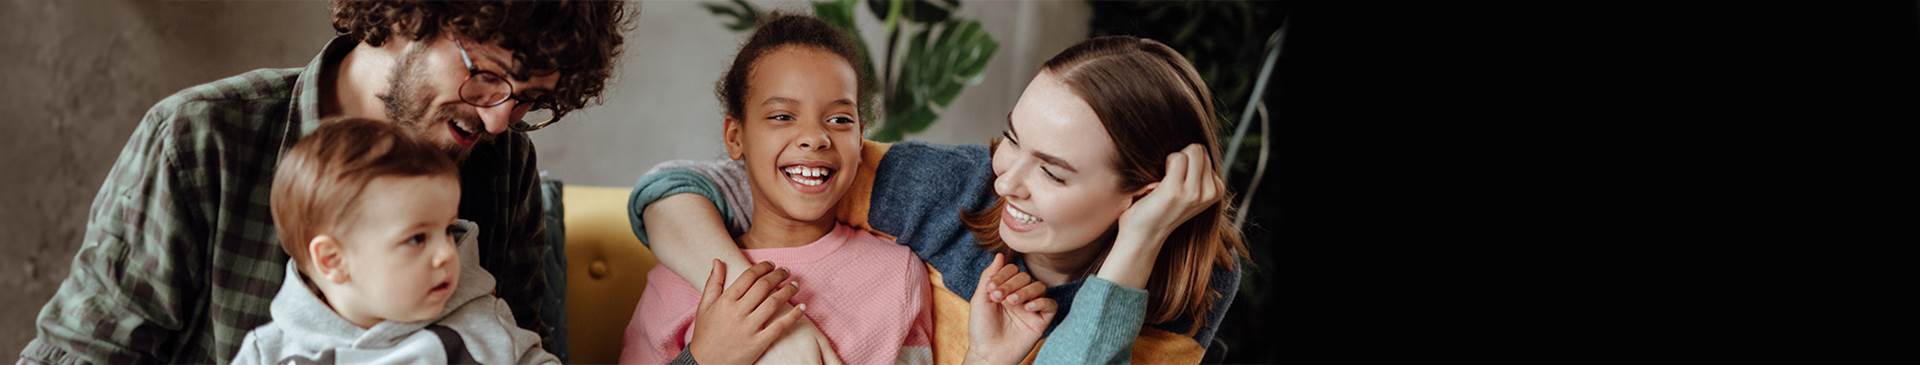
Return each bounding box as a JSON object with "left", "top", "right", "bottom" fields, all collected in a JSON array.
[
  {"left": 642, "top": 192, "right": 753, "bottom": 290},
  {"left": 629, "top": 160, "right": 757, "bottom": 287},
  {"left": 629, "top": 164, "right": 834, "bottom": 364}
]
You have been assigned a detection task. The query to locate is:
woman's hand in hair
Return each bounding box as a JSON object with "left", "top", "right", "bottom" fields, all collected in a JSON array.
[
  {"left": 689, "top": 260, "right": 810, "bottom": 365},
  {"left": 1103, "top": 144, "right": 1225, "bottom": 288},
  {"left": 966, "top": 253, "right": 1059, "bottom": 365},
  {"left": 1119, "top": 144, "right": 1224, "bottom": 242}
]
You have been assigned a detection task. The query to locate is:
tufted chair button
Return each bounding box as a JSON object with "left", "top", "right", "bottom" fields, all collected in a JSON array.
[{"left": 589, "top": 261, "right": 609, "bottom": 279}]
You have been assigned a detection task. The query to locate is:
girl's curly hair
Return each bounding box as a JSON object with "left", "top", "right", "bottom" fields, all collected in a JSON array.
[
  {"left": 715, "top": 12, "right": 875, "bottom": 125},
  {"left": 331, "top": 0, "right": 633, "bottom": 122}
]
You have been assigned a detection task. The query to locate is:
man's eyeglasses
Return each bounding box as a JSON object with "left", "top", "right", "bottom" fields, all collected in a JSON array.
[{"left": 453, "top": 38, "right": 561, "bottom": 132}]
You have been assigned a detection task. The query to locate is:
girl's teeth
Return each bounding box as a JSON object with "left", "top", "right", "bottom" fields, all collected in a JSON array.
[
  {"left": 783, "top": 166, "right": 831, "bottom": 178},
  {"left": 783, "top": 166, "right": 829, "bottom": 186}
]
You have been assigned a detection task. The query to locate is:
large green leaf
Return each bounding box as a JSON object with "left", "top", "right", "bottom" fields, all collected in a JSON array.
[
  {"left": 872, "top": 19, "right": 997, "bottom": 141},
  {"left": 701, "top": 0, "right": 761, "bottom": 32},
  {"left": 701, "top": 0, "right": 996, "bottom": 142},
  {"left": 867, "top": 0, "right": 959, "bottom": 24}
]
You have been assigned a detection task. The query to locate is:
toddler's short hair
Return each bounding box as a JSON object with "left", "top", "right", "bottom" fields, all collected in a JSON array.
[{"left": 269, "top": 118, "right": 459, "bottom": 272}]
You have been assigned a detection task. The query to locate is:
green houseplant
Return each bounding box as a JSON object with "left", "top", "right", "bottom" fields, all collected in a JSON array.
[{"left": 703, "top": 0, "right": 999, "bottom": 142}]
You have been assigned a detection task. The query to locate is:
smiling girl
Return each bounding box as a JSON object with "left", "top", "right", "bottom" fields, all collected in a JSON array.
[{"left": 619, "top": 14, "right": 947, "bottom": 365}]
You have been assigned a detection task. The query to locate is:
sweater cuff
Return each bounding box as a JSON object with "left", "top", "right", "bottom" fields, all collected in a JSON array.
[
  {"left": 628, "top": 169, "right": 732, "bottom": 246},
  {"left": 19, "top": 339, "right": 79, "bottom": 365},
  {"left": 668, "top": 348, "right": 699, "bottom": 365},
  {"left": 1034, "top": 277, "right": 1149, "bottom": 364},
  {"left": 1074, "top": 276, "right": 1149, "bottom": 328}
]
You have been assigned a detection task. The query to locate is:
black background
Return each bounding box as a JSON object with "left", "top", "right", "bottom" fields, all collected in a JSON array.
[{"left": 1179, "top": 2, "right": 1918, "bottom": 362}]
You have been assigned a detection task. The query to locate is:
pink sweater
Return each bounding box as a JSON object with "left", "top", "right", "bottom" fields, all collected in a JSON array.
[{"left": 620, "top": 224, "right": 933, "bottom": 365}]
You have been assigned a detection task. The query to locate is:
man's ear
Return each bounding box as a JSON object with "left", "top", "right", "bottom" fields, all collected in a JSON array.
[
  {"left": 309, "top": 235, "right": 350, "bottom": 284},
  {"left": 723, "top": 116, "right": 745, "bottom": 160}
]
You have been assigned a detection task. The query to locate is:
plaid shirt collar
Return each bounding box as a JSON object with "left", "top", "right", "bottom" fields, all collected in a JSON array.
[{"left": 280, "top": 35, "right": 351, "bottom": 154}]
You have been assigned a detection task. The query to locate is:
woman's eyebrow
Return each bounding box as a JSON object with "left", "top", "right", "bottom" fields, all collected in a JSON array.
[
  {"left": 1005, "top": 113, "right": 1018, "bottom": 141},
  {"left": 1006, "top": 113, "right": 1078, "bottom": 173},
  {"left": 1034, "top": 152, "right": 1077, "bottom": 173}
]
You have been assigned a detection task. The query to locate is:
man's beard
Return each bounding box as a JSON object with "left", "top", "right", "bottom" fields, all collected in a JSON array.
[{"left": 377, "top": 45, "right": 484, "bottom": 162}]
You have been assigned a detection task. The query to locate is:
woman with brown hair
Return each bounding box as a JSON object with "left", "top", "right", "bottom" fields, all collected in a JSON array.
[{"left": 631, "top": 35, "right": 1246, "bottom": 364}]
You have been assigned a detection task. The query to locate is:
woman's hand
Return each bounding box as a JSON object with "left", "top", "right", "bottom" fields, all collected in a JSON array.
[
  {"left": 688, "top": 260, "right": 809, "bottom": 365},
  {"left": 1102, "top": 144, "right": 1225, "bottom": 288},
  {"left": 965, "top": 253, "right": 1058, "bottom": 365},
  {"left": 1118, "top": 144, "right": 1225, "bottom": 244}
]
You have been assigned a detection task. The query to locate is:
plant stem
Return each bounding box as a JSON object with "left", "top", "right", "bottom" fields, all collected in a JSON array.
[{"left": 883, "top": 0, "right": 902, "bottom": 120}]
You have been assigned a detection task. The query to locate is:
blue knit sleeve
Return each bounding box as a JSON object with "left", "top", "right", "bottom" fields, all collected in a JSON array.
[
  {"left": 627, "top": 168, "right": 735, "bottom": 246},
  {"left": 1034, "top": 277, "right": 1148, "bottom": 364},
  {"left": 1195, "top": 260, "right": 1239, "bottom": 346},
  {"left": 867, "top": 141, "right": 1002, "bottom": 299}
]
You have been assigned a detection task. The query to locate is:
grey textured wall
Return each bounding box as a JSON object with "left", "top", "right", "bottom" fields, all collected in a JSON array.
[
  {"left": 1, "top": 0, "right": 333, "bottom": 354},
  {"left": 1, "top": 0, "right": 1084, "bottom": 356}
]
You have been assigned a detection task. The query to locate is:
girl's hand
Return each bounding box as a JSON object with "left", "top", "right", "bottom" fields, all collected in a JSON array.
[
  {"left": 688, "top": 260, "right": 808, "bottom": 365},
  {"left": 965, "top": 253, "right": 1058, "bottom": 365}
]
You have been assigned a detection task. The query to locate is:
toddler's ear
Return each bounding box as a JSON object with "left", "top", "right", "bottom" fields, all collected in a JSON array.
[
  {"left": 723, "top": 116, "right": 745, "bottom": 160},
  {"left": 309, "top": 235, "right": 350, "bottom": 284}
]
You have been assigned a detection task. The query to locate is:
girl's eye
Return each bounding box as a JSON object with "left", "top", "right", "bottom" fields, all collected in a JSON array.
[
  {"left": 828, "top": 115, "right": 856, "bottom": 125},
  {"left": 769, "top": 114, "right": 795, "bottom": 122},
  {"left": 1001, "top": 131, "right": 1019, "bottom": 146},
  {"left": 1040, "top": 166, "right": 1066, "bottom": 184},
  {"left": 407, "top": 233, "right": 428, "bottom": 246}
]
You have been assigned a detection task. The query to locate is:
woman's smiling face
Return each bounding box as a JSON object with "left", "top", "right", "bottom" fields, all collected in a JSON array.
[{"left": 991, "top": 70, "right": 1138, "bottom": 256}]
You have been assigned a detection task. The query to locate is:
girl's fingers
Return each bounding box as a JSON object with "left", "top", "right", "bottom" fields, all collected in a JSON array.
[
  {"left": 699, "top": 259, "right": 726, "bottom": 310},
  {"left": 760, "top": 303, "right": 808, "bottom": 339},
  {"left": 726, "top": 261, "right": 776, "bottom": 301},
  {"left": 738, "top": 267, "right": 790, "bottom": 312},
  {"left": 747, "top": 282, "right": 800, "bottom": 325}
]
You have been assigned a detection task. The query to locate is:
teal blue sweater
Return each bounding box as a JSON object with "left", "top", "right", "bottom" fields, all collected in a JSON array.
[{"left": 629, "top": 141, "right": 1237, "bottom": 364}]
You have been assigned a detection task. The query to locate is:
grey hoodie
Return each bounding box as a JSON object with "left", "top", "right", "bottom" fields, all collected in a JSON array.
[{"left": 233, "top": 220, "right": 558, "bottom": 365}]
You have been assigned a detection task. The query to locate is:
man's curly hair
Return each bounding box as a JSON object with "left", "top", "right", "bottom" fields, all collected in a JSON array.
[{"left": 332, "top": 0, "right": 633, "bottom": 121}]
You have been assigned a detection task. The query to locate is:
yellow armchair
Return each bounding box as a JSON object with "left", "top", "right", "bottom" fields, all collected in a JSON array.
[{"left": 561, "top": 185, "right": 659, "bottom": 364}]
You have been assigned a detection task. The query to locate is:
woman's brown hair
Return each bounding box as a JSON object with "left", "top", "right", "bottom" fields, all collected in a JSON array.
[
  {"left": 270, "top": 118, "right": 460, "bottom": 273},
  {"left": 964, "top": 36, "right": 1249, "bottom": 328}
]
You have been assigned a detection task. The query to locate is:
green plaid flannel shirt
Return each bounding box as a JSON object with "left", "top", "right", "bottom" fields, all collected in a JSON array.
[{"left": 20, "top": 36, "right": 554, "bottom": 365}]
